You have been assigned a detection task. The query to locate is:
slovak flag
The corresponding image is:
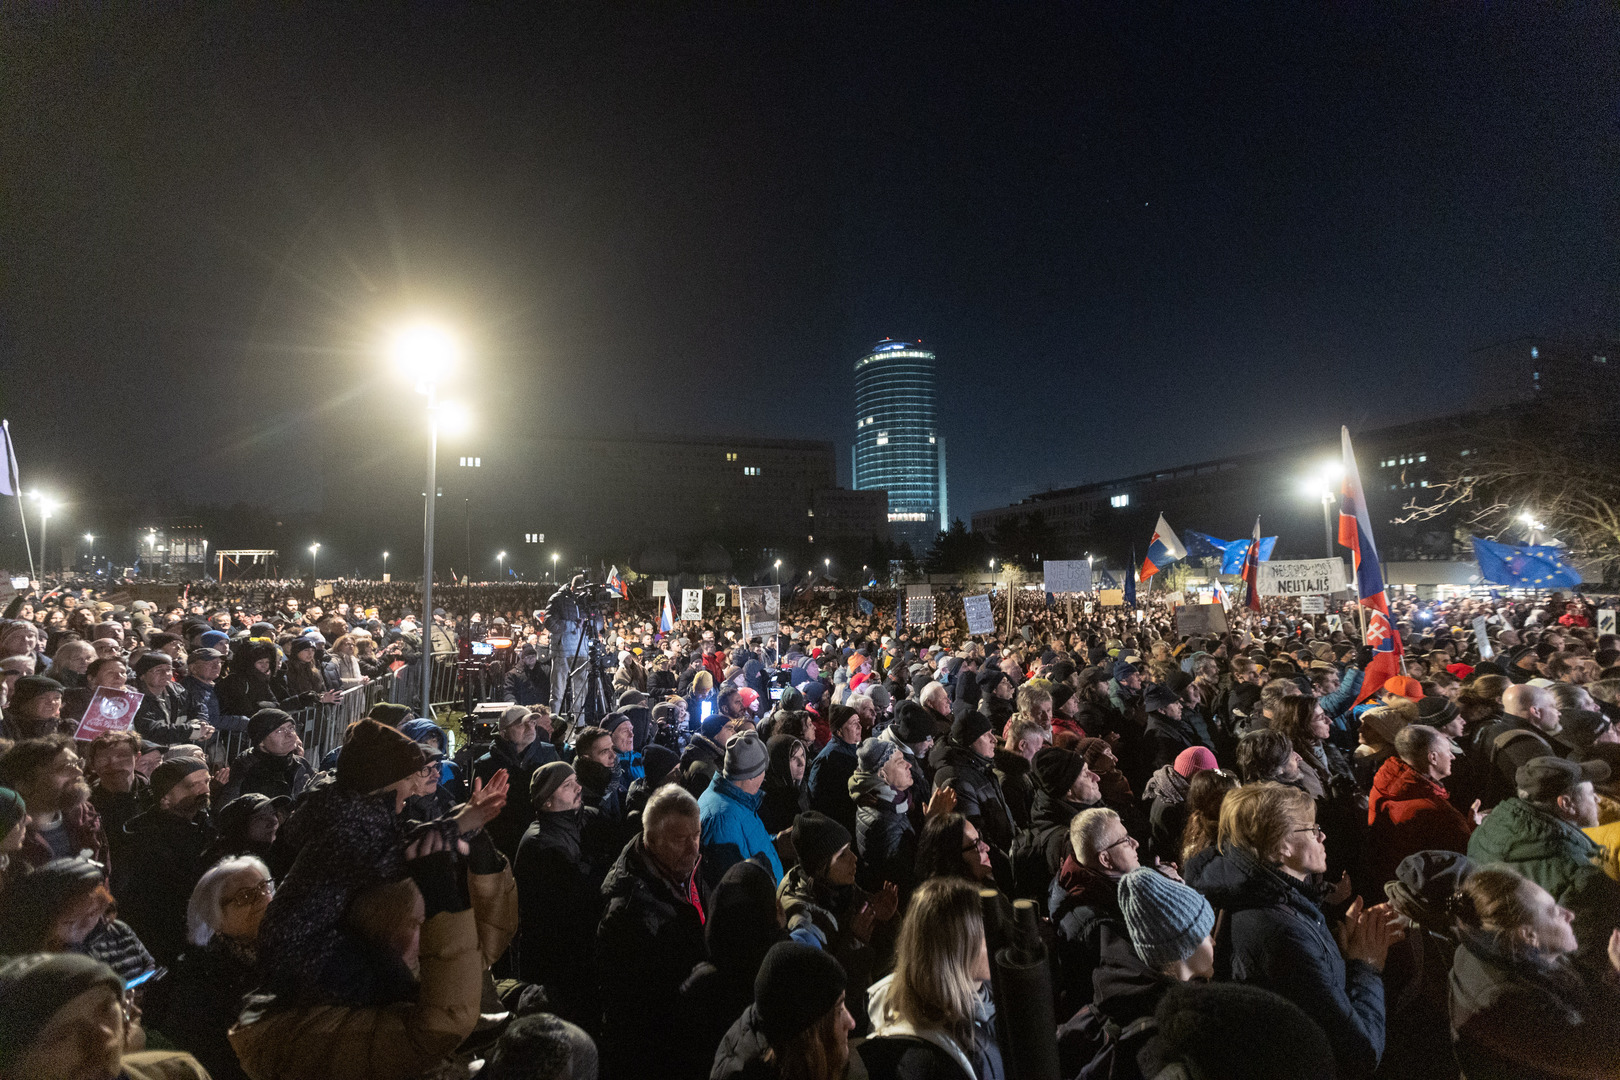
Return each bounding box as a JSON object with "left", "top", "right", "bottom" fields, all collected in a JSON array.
[
  {"left": 1139, "top": 514, "right": 1187, "bottom": 581},
  {"left": 605, "top": 565, "right": 627, "bottom": 598},
  {"left": 1241, "top": 517, "right": 1263, "bottom": 611},
  {"left": 1210, "top": 580, "right": 1229, "bottom": 607},
  {"left": 1338, "top": 426, "right": 1403, "bottom": 704},
  {"left": 659, "top": 593, "right": 674, "bottom": 633}
]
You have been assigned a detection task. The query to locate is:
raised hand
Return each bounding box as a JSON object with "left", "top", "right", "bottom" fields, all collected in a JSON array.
[
  {"left": 871, "top": 881, "right": 900, "bottom": 922},
  {"left": 454, "top": 770, "right": 510, "bottom": 834},
  {"left": 1470, "top": 799, "right": 1487, "bottom": 826},
  {"left": 925, "top": 786, "right": 957, "bottom": 818}
]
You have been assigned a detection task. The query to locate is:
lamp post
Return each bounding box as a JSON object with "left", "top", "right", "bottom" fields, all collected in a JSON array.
[
  {"left": 1519, "top": 512, "right": 1545, "bottom": 547},
  {"left": 309, "top": 543, "right": 320, "bottom": 580},
  {"left": 824, "top": 556, "right": 830, "bottom": 580},
  {"left": 551, "top": 551, "right": 559, "bottom": 582},
  {"left": 84, "top": 534, "right": 94, "bottom": 573},
  {"left": 1301, "top": 464, "right": 1342, "bottom": 558},
  {"left": 382, "top": 551, "right": 389, "bottom": 579},
  {"left": 36, "top": 496, "right": 56, "bottom": 578},
  {"left": 774, "top": 559, "right": 782, "bottom": 586},
  {"left": 497, "top": 551, "right": 506, "bottom": 578},
  {"left": 392, "top": 321, "right": 461, "bottom": 717}
]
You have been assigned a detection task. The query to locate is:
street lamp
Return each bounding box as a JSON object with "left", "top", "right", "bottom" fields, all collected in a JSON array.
[
  {"left": 497, "top": 551, "right": 506, "bottom": 578},
  {"left": 309, "top": 543, "right": 321, "bottom": 580},
  {"left": 1301, "top": 463, "right": 1343, "bottom": 558},
  {"left": 824, "top": 557, "right": 830, "bottom": 578},
  {"left": 382, "top": 551, "right": 389, "bottom": 578},
  {"left": 1519, "top": 512, "right": 1547, "bottom": 546},
  {"left": 551, "top": 551, "right": 559, "bottom": 581},
  {"left": 392, "top": 320, "right": 461, "bottom": 717},
  {"left": 774, "top": 559, "right": 782, "bottom": 586},
  {"left": 34, "top": 495, "right": 57, "bottom": 577},
  {"left": 83, "top": 534, "right": 94, "bottom": 572}
]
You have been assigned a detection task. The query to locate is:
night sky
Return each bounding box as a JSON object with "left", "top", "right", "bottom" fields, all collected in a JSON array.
[{"left": 4, "top": 4, "right": 1617, "bottom": 524}]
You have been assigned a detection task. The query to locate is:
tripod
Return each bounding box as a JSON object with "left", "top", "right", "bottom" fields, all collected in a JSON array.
[{"left": 558, "top": 600, "right": 612, "bottom": 727}]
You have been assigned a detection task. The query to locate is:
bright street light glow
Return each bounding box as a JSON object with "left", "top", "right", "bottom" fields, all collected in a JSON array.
[
  {"left": 391, "top": 322, "right": 460, "bottom": 384},
  {"left": 436, "top": 400, "right": 470, "bottom": 435},
  {"left": 84, "top": 534, "right": 94, "bottom": 542}
]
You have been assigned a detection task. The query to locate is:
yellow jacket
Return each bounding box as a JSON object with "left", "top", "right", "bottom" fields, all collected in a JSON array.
[
  {"left": 1585, "top": 819, "right": 1620, "bottom": 883},
  {"left": 229, "top": 906, "right": 482, "bottom": 1080}
]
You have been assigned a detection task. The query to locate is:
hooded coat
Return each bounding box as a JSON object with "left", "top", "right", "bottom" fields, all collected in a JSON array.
[
  {"left": 992, "top": 749, "right": 1035, "bottom": 831},
  {"left": 110, "top": 807, "right": 218, "bottom": 966},
  {"left": 1467, "top": 797, "right": 1620, "bottom": 978},
  {"left": 596, "top": 833, "right": 714, "bottom": 1080},
  {"left": 757, "top": 735, "right": 808, "bottom": 834},
  {"left": 1009, "top": 789, "right": 1085, "bottom": 906},
  {"left": 1365, "top": 756, "right": 1473, "bottom": 889},
  {"left": 1047, "top": 855, "right": 1126, "bottom": 1016},
  {"left": 1190, "top": 844, "right": 1385, "bottom": 1078},
  {"left": 1143, "top": 765, "right": 1191, "bottom": 865},
  {"left": 850, "top": 769, "right": 916, "bottom": 895},
  {"left": 807, "top": 735, "right": 860, "bottom": 837}
]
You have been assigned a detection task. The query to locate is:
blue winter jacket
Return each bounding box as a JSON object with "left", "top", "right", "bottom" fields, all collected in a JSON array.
[{"left": 697, "top": 774, "right": 784, "bottom": 884}]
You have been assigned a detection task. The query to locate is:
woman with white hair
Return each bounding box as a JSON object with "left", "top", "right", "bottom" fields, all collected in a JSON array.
[{"left": 144, "top": 855, "right": 274, "bottom": 1080}]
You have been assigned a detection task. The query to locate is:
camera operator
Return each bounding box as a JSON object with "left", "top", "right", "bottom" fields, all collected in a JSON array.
[{"left": 503, "top": 641, "right": 550, "bottom": 707}]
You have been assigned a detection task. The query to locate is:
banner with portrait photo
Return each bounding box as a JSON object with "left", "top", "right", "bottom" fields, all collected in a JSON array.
[{"left": 738, "top": 586, "right": 780, "bottom": 640}]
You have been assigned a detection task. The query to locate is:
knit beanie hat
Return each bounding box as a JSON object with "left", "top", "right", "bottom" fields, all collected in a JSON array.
[
  {"left": 150, "top": 758, "right": 207, "bottom": 803},
  {"left": 0, "top": 954, "right": 124, "bottom": 1068},
  {"left": 754, "top": 941, "right": 847, "bottom": 1048},
  {"left": 890, "top": 700, "right": 935, "bottom": 744},
  {"left": 951, "top": 709, "right": 993, "bottom": 746},
  {"left": 856, "top": 737, "right": 899, "bottom": 774},
  {"left": 723, "top": 731, "right": 769, "bottom": 782},
  {"left": 1154, "top": 983, "right": 1335, "bottom": 1080},
  {"left": 133, "top": 653, "right": 173, "bottom": 679},
  {"left": 9, "top": 675, "right": 64, "bottom": 709},
  {"left": 529, "top": 762, "right": 575, "bottom": 810},
  {"left": 1118, "top": 868, "right": 1215, "bottom": 969},
  {"left": 336, "top": 718, "right": 427, "bottom": 794},
  {"left": 215, "top": 793, "right": 282, "bottom": 838},
  {"left": 1174, "top": 746, "right": 1219, "bottom": 778},
  {"left": 641, "top": 743, "right": 680, "bottom": 784},
  {"left": 198, "top": 630, "right": 230, "bottom": 650},
  {"left": 248, "top": 708, "right": 295, "bottom": 745},
  {"left": 366, "top": 702, "right": 413, "bottom": 728},
  {"left": 603, "top": 711, "right": 634, "bottom": 736},
  {"left": 1032, "top": 746, "right": 1085, "bottom": 798},
  {"left": 1050, "top": 683, "right": 1075, "bottom": 712},
  {"left": 0, "top": 786, "right": 26, "bottom": 837},
  {"left": 791, "top": 811, "right": 851, "bottom": 879}
]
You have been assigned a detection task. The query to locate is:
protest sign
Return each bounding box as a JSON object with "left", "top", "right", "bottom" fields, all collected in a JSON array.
[
  {"left": 906, "top": 584, "right": 935, "bottom": 626},
  {"left": 1299, "top": 595, "right": 1326, "bottom": 614},
  {"left": 963, "top": 594, "right": 995, "bottom": 635},
  {"left": 681, "top": 589, "right": 703, "bottom": 621},
  {"left": 1599, "top": 609, "right": 1617, "bottom": 636},
  {"left": 739, "top": 586, "right": 780, "bottom": 640},
  {"left": 1174, "top": 604, "right": 1228, "bottom": 635},
  {"left": 651, "top": 580, "right": 668, "bottom": 598},
  {"left": 73, "top": 686, "right": 143, "bottom": 742},
  {"left": 1325, "top": 614, "right": 1342, "bottom": 633},
  {"left": 1042, "top": 560, "right": 1093, "bottom": 594},
  {"left": 1098, "top": 589, "right": 1125, "bottom": 607},
  {"left": 1256, "top": 559, "right": 1348, "bottom": 597},
  {"left": 313, "top": 584, "right": 333, "bottom": 599},
  {"left": 1473, "top": 615, "right": 1495, "bottom": 660}
]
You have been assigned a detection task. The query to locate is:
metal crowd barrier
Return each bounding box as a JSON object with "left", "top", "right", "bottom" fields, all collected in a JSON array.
[{"left": 212, "top": 667, "right": 420, "bottom": 768}]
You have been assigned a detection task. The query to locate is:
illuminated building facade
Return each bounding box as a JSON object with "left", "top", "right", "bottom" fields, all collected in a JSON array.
[{"left": 853, "top": 340, "right": 946, "bottom": 551}]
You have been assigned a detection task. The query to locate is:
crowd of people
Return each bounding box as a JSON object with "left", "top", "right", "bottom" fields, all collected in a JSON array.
[{"left": 1, "top": 574, "right": 1619, "bottom": 1079}]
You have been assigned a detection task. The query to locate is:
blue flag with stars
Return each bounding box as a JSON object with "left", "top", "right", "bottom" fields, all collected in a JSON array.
[
  {"left": 1471, "top": 536, "right": 1581, "bottom": 589},
  {"left": 857, "top": 596, "right": 875, "bottom": 616}
]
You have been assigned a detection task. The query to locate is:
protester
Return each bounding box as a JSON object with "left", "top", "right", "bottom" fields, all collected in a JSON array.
[
  {"left": 221, "top": 708, "right": 314, "bottom": 803},
  {"left": 1010, "top": 745, "right": 1101, "bottom": 902},
  {"left": 110, "top": 757, "right": 218, "bottom": 964},
  {"left": 698, "top": 730, "right": 784, "bottom": 884},
  {"left": 711, "top": 940, "right": 857, "bottom": 1080},
  {"left": 1143, "top": 745, "right": 1217, "bottom": 865},
  {"left": 758, "top": 733, "right": 809, "bottom": 833},
  {"left": 1365, "top": 724, "right": 1480, "bottom": 889},
  {"left": 0, "top": 735, "right": 107, "bottom": 868},
  {"left": 0, "top": 855, "right": 156, "bottom": 982}
]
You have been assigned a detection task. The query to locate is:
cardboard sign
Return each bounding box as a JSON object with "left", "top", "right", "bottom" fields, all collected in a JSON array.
[
  {"left": 1599, "top": 609, "right": 1617, "bottom": 636},
  {"left": 963, "top": 594, "right": 996, "bottom": 635},
  {"left": 681, "top": 589, "right": 703, "bottom": 621},
  {"left": 1326, "top": 614, "right": 1343, "bottom": 633},
  {"left": 1257, "top": 559, "right": 1348, "bottom": 597},
  {"left": 1299, "top": 595, "right": 1326, "bottom": 614},
  {"left": 1473, "top": 615, "right": 1495, "bottom": 660},
  {"left": 1042, "top": 560, "right": 1093, "bottom": 594},
  {"left": 651, "top": 580, "right": 669, "bottom": 598},
  {"left": 1174, "top": 604, "right": 1228, "bottom": 635},
  {"left": 73, "top": 686, "right": 144, "bottom": 741},
  {"left": 739, "top": 586, "right": 780, "bottom": 640},
  {"left": 313, "top": 584, "right": 334, "bottom": 599},
  {"left": 1098, "top": 589, "right": 1126, "bottom": 607}
]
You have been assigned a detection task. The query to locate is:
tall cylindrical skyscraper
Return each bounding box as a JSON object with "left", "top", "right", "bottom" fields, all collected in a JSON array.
[{"left": 853, "top": 340, "right": 945, "bottom": 551}]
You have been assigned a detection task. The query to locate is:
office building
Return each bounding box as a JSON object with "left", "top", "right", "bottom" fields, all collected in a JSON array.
[{"left": 853, "top": 339, "right": 947, "bottom": 550}]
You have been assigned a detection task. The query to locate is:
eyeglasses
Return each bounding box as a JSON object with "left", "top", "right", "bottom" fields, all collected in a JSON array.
[
  {"left": 223, "top": 879, "right": 274, "bottom": 907},
  {"left": 1292, "top": 824, "right": 1327, "bottom": 840},
  {"left": 1100, "top": 833, "right": 1137, "bottom": 852},
  {"left": 960, "top": 837, "right": 990, "bottom": 853}
]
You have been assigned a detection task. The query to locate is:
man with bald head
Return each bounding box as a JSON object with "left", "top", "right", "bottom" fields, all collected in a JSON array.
[{"left": 1471, "top": 683, "right": 1568, "bottom": 809}]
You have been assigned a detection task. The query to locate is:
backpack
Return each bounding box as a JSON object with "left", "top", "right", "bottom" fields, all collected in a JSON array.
[{"left": 1057, "top": 1003, "right": 1159, "bottom": 1080}]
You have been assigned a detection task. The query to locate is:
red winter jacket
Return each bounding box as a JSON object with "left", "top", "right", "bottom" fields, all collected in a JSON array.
[{"left": 1365, "top": 755, "right": 1473, "bottom": 889}]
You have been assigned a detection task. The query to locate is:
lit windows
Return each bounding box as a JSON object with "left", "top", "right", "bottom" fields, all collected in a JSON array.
[
  {"left": 725, "top": 452, "right": 737, "bottom": 461},
  {"left": 1110, "top": 494, "right": 1130, "bottom": 508},
  {"left": 524, "top": 533, "right": 544, "bottom": 543},
  {"left": 888, "top": 512, "right": 928, "bottom": 522},
  {"left": 458, "top": 457, "right": 481, "bottom": 467},
  {"left": 875, "top": 436, "right": 889, "bottom": 446},
  {"left": 807, "top": 509, "right": 814, "bottom": 517},
  {"left": 743, "top": 466, "right": 760, "bottom": 476}
]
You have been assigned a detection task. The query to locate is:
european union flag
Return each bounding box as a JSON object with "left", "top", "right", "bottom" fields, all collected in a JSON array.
[
  {"left": 1098, "top": 568, "right": 1119, "bottom": 589},
  {"left": 1221, "top": 536, "right": 1277, "bottom": 575},
  {"left": 1185, "top": 532, "right": 1229, "bottom": 560},
  {"left": 1471, "top": 536, "right": 1582, "bottom": 589},
  {"left": 857, "top": 596, "right": 875, "bottom": 616}
]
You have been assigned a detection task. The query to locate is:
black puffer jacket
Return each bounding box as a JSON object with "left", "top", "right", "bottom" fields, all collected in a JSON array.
[
  {"left": 472, "top": 737, "right": 536, "bottom": 858},
  {"left": 597, "top": 834, "right": 713, "bottom": 1080},
  {"left": 145, "top": 935, "right": 258, "bottom": 1080},
  {"left": 221, "top": 746, "right": 315, "bottom": 803},
  {"left": 1190, "top": 844, "right": 1385, "bottom": 1078},
  {"left": 854, "top": 790, "right": 917, "bottom": 895},
  {"left": 992, "top": 749, "right": 1035, "bottom": 830},
  {"left": 132, "top": 683, "right": 198, "bottom": 746},
  {"left": 110, "top": 808, "right": 218, "bottom": 965},
  {"left": 1048, "top": 855, "right": 1126, "bottom": 1016},
  {"left": 932, "top": 742, "right": 1015, "bottom": 853},
  {"left": 514, "top": 806, "right": 607, "bottom": 1028},
  {"left": 1009, "top": 789, "right": 1085, "bottom": 906}
]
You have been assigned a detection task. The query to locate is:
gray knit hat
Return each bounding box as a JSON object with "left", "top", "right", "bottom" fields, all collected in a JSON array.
[
  {"left": 529, "top": 762, "right": 576, "bottom": 810},
  {"left": 1118, "top": 868, "right": 1215, "bottom": 969},
  {"left": 723, "top": 731, "right": 769, "bottom": 782},
  {"left": 856, "top": 737, "right": 899, "bottom": 774}
]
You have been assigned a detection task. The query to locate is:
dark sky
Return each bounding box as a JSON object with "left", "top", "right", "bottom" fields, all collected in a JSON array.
[{"left": 4, "top": 3, "right": 1617, "bottom": 522}]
